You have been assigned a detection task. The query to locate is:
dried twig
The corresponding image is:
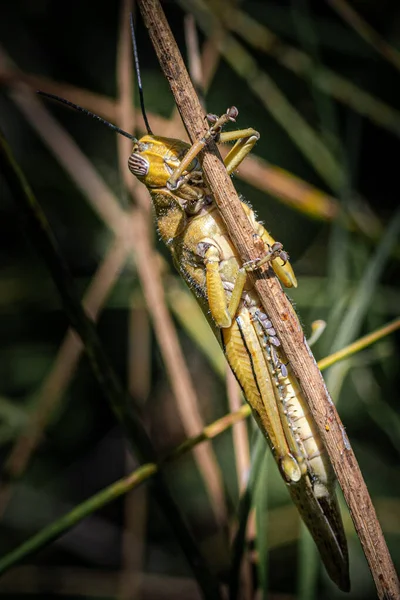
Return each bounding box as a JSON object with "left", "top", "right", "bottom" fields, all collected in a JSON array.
[
  {"left": 137, "top": 1, "right": 400, "bottom": 597},
  {"left": 116, "top": 2, "right": 148, "bottom": 598}
]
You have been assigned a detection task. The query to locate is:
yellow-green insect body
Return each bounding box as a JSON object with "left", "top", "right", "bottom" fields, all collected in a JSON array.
[{"left": 128, "top": 110, "right": 349, "bottom": 591}]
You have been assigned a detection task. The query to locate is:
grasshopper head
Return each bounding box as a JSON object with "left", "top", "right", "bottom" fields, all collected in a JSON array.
[{"left": 128, "top": 134, "right": 198, "bottom": 190}]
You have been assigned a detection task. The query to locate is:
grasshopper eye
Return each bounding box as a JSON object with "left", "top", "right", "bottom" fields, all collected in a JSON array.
[{"left": 128, "top": 153, "right": 149, "bottom": 177}]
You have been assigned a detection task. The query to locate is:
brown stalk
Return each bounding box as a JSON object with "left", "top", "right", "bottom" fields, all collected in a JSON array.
[
  {"left": 184, "top": 14, "right": 204, "bottom": 105},
  {"left": 116, "top": 2, "right": 148, "bottom": 599},
  {"left": 226, "top": 367, "right": 250, "bottom": 495},
  {"left": 327, "top": 0, "right": 400, "bottom": 72},
  {"left": 137, "top": 1, "right": 400, "bottom": 597}
]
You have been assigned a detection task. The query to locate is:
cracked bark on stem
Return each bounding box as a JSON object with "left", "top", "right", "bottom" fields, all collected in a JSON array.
[{"left": 137, "top": 1, "right": 400, "bottom": 597}]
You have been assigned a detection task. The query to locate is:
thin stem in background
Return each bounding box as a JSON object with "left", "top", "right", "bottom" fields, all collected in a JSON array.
[
  {"left": 184, "top": 13, "right": 205, "bottom": 108},
  {"left": 226, "top": 367, "right": 250, "bottom": 498},
  {"left": 226, "top": 366, "right": 252, "bottom": 598},
  {"left": 116, "top": 2, "right": 148, "bottom": 599},
  {"left": 318, "top": 317, "right": 400, "bottom": 371},
  {"left": 327, "top": 0, "right": 400, "bottom": 72}
]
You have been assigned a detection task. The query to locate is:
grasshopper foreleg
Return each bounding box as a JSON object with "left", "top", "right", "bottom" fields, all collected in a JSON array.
[
  {"left": 166, "top": 107, "right": 260, "bottom": 192},
  {"left": 167, "top": 107, "right": 239, "bottom": 191}
]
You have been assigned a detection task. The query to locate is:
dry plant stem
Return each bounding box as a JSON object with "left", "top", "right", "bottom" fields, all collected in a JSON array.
[
  {"left": 184, "top": 14, "right": 204, "bottom": 104},
  {"left": 116, "top": 3, "right": 148, "bottom": 598},
  {"left": 226, "top": 367, "right": 252, "bottom": 600},
  {"left": 137, "top": 1, "right": 400, "bottom": 597},
  {"left": 226, "top": 367, "right": 250, "bottom": 494}
]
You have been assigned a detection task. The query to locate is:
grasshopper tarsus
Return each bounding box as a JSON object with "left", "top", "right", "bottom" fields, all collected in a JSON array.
[
  {"left": 206, "top": 112, "right": 218, "bottom": 124},
  {"left": 206, "top": 106, "right": 238, "bottom": 140},
  {"left": 242, "top": 240, "right": 289, "bottom": 273}
]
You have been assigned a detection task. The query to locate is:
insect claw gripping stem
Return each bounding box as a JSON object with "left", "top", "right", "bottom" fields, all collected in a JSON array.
[
  {"left": 166, "top": 107, "right": 238, "bottom": 191},
  {"left": 206, "top": 106, "right": 239, "bottom": 139},
  {"left": 243, "top": 241, "right": 289, "bottom": 273}
]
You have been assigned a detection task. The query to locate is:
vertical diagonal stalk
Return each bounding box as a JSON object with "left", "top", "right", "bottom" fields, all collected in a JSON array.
[{"left": 136, "top": 1, "right": 400, "bottom": 598}]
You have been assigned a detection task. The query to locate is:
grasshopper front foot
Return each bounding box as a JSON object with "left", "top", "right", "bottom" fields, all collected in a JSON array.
[
  {"left": 206, "top": 106, "right": 238, "bottom": 141},
  {"left": 166, "top": 107, "right": 239, "bottom": 192},
  {"left": 243, "top": 241, "right": 289, "bottom": 273}
]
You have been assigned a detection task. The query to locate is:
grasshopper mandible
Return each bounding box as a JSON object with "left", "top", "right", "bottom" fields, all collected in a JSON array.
[{"left": 38, "top": 23, "right": 349, "bottom": 594}]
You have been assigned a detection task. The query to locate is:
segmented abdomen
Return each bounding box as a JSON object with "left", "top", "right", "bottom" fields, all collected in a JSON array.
[{"left": 222, "top": 304, "right": 333, "bottom": 491}]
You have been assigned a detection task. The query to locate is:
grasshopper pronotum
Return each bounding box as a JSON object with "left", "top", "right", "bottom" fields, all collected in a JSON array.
[{"left": 38, "top": 19, "right": 349, "bottom": 593}]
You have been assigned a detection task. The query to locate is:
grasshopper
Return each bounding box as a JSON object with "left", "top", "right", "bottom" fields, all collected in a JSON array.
[
  {"left": 38, "top": 27, "right": 349, "bottom": 594},
  {"left": 127, "top": 107, "right": 349, "bottom": 592}
]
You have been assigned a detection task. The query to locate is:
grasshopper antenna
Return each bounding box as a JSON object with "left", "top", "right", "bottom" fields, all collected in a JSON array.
[
  {"left": 130, "top": 13, "right": 153, "bottom": 135},
  {"left": 37, "top": 91, "right": 137, "bottom": 141}
]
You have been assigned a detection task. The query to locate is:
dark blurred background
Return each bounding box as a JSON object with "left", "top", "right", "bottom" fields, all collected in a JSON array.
[{"left": 0, "top": 0, "right": 399, "bottom": 598}]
